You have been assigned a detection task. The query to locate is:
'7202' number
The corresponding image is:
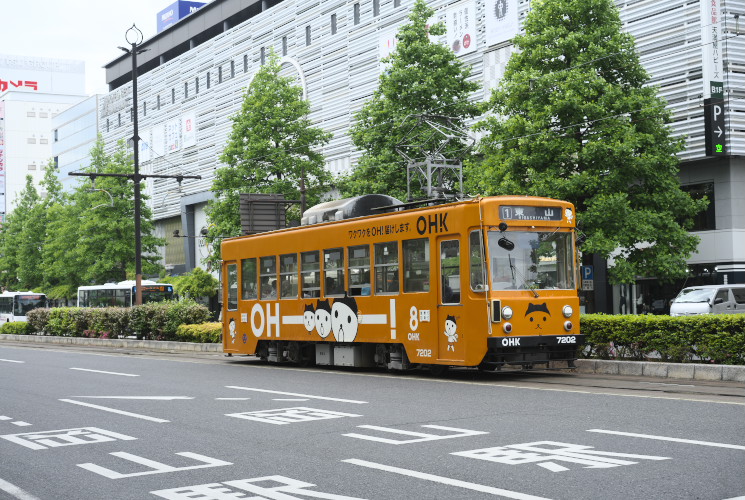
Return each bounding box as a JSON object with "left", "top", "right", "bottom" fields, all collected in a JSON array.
[{"left": 557, "top": 336, "right": 576, "bottom": 344}]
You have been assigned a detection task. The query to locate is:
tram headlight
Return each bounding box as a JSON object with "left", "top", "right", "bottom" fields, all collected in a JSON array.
[
  {"left": 503, "top": 322, "right": 513, "bottom": 334},
  {"left": 502, "top": 306, "right": 514, "bottom": 320},
  {"left": 562, "top": 305, "right": 574, "bottom": 318},
  {"left": 564, "top": 321, "right": 573, "bottom": 331}
]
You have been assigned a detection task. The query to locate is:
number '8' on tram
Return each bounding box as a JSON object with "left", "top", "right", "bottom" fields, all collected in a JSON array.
[{"left": 221, "top": 195, "right": 583, "bottom": 372}]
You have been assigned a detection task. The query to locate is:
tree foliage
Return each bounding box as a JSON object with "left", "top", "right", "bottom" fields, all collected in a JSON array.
[
  {"left": 207, "top": 51, "right": 332, "bottom": 265},
  {"left": 341, "top": 0, "right": 480, "bottom": 201},
  {"left": 468, "top": 0, "right": 705, "bottom": 284},
  {"left": 0, "top": 176, "right": 41, "bottom": 290},
  {"left": 172, "top": 267, "right": 219, "bottom": 299}
]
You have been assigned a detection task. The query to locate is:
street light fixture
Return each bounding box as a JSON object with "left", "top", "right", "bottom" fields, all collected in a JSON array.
[{"left": 71, "top": 24, "right": 201, "bottom": 305}]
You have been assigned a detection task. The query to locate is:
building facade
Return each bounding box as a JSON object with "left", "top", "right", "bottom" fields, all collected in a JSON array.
[
  {"left": 99, "top": 0, "right": 744, "bottom": 311},
  {"left": 51, "top": 94, "right": 101, "bottom": 194},
  {"left": 0, "top": 54, "right": 86, "bottom": 219}
]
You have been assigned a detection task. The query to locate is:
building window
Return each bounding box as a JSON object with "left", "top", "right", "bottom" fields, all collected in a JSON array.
[
  {"left": 260, "top": 47, "right": 266, "bottom": 65},
  {"left": 195, "top": 77, "right": 199, "bottom": 94},
  {"left": 157, "top": 95, "right": 161, "bottom": 110},
  {"left": 54, "top": 129, "right": 58, "bottom": 142},
  {"left": 39, "top": 111, "right": 48, "bottom": 118},
  {"left": 143, "top": 102, "right": 147, "bottom": 116},
  {"left": 206, "top": 72, "right": 211, "bottom": 89},
  {"left": 331, "top": 14, "right": 337, "bottom": 35},
  {"left": 27, "top": 137, "right": 36, "bottom": 144},
  {"left": 106, "top": 118, "right": 110, "bottom": 132},
  {"left": 28, "top": 163, "right": 36, "bottom": 170},
  {"left": 373, "top": 0, "right": 380, "bottom": 17},
  {"left": 27, "top": 111, "right": 36, "bottom": 117},
  {"left": 40, "top": 138, "right": 48, "bottom": 145},
  {"left": 394, "top": 0, "right": 401, "bottom": 6},
  {"left": 184, "top": 82, "right": 188, "bottom": 99},
  {"left": 682, "top": 182, "right": 716, "bottom": 231},
  {"left": 219, "top": 66, "right": 223, "bottom": 83},
  {"left": 230, "top": 60, "right": 235, "bottom": 78},
  {"left": 354, "top": 3, "right": 360, "bottom": 25},
  {"left": 305, "top": 25, "right": 311, "bottom": 46},
  {"left": 244, "top": 54, "right": 248, "bottom": 73},
  {"left": 130, "top": 108, "right": 134, "bottom": 122},
  {"left": 171, "top": 88, "right": 176, "bottom": 104},
  {"left": 282, "top": 36, "right": 288, "bottom": 56},
  {"left": 118, "top": 113, "right": 121, "bottom": 127}
]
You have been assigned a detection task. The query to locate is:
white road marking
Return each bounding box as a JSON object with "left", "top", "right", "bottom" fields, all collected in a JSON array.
[
  {"left": 78, "top": 451, "right": 232, "bottom": 479},
  {"left": 11, "top": 422, "right": 31, "bottom": 427},
  {"left": 272, "top": 398, "right": 309, "bottom": 402},
  {"left": 215, "top": 398, "right": 251, "bottom": 401},
  {"left": 343, "top": 459, "right": 553, "bottom": 500},
  {"left": 226, "top": 386, "right": 367, "bottom": 404},
  {"left": 0, "top": 477, "right": 41, "bottom": 500},
  {"left": 344, "top": 425, "right": 488, "bottom": 445},
  {"left": 72, "top": 396, "right": 193, "bottom": 400},
  {"left": 0, "top": 416, "right": 11, "bottom": 420},
  {"left": 638, "top": 381, "right": 695, "bottom": 388},
  {"left": 587, "top": 429, "right": 745, "bottom": 450},
  {"left": 59, "top": 399, "right": 169, "bottom": 423},
  {"left": 70, "top": 368, "right": 139, "bottom": 377},
  {"left": 0, "top": 359, "right": 24, "bottom": 364}
]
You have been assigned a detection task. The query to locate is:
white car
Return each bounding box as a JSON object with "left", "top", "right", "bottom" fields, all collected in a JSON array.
[{"left": 669, "top": 285, "right": 745, "bottom": 316}]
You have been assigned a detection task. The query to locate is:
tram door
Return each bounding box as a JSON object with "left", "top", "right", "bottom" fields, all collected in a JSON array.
[{"left": 437, "top": 238, "right": 465, "bottom": 362}]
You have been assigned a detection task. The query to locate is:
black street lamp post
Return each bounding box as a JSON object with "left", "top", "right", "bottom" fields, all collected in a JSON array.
[{"left": 71, "top": 24, "right": 201, "bottom": 305}]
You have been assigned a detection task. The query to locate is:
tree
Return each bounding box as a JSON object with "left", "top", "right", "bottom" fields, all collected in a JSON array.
[
  {"left": 341, "top": 0, "right": 480, "bottom": 201},
  {"left": 172, "top": 267, "right": 218, "bottom": 300},
  {"left": 469, "top": 0, "right": 705, "bottom": 284},
  {"left": 0, "top": 176, "right": 41, "bottom": 290},
  {"left": 207, "top": 51, "right": 332, "bottom": 265}
]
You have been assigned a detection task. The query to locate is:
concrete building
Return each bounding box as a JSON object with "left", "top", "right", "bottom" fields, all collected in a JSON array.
[
  {"left": 51, "top": 95, "right": 101, "bottom": 194},
  {"left": 99, "top": 0, "right": 744, "bottom": 311},
  {"left": 0, "top": 54, "right": 86, "bottom": 220}
]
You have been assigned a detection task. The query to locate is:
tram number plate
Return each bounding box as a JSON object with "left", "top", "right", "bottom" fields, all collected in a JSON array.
[
  {"left": 557, "top": 336, "right": 576, "bottom": 344},
  {"left": 416, "top": 349, "right": 432, "bottom": 357}
]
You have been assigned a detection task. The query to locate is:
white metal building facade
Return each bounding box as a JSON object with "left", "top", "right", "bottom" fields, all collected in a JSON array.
[{"left": 100, "top": 0, "right": 744, "bottom": 306}]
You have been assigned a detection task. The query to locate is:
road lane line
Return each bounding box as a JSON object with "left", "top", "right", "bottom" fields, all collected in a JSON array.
[
  {"left": 70, "top": 367, "right": 139, "bottom": 377},
  {"left": 59, "top": 399, "right": 169, "bottom": 423},
  {"left": 587, "top": 429, "right": 745, "bottom": 450},
  {"left": 11, "top": 422, "right": 31, "bottom": 427},
  {"left": 0, "top": 359, "right": 24, "bottom": 363},
  {"left": 343, "top": 459, "right": 552, "bottom": 500},
  {"left": 72, "top": 396, "right": 192, "bottom": 400},
  {"left": 226, "top": 386, "right": 367, "bottom": 404},
  {"left": 0, "top": 477, "right": 41, "bottom": 500}
]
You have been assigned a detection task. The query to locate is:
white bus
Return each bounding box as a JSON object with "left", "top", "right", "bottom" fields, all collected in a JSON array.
[
  {"left": 77, "top": 280, "right": 175, "bottom": 308},
  {"left": 0, "top": 291, "right": 48, "bottom": 322}
]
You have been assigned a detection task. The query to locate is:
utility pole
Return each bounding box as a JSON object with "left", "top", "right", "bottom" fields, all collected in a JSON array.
[{"left": 71, "top": 24, "right": 200, "bottom": 305}]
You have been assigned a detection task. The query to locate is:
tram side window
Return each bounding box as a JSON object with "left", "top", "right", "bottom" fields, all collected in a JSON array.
[
  {"left": 241, "top": 258, "right": 257, "bottom": 300},
  {"left": 227, "top": 263, "right": 238, "bottom": 310},
  {"left": 403, "top": 238, "right": 430, "bottom": 293},
  {"left": 260, "top": 256, "right": 277, "bottom": 300},
  {"left": 374, "top": 242, "right": 399, "bottom": 294},
  {"left": 324, "top": 248, "right": 345, "bottom": 296},
  {"left": 301, "top": 251, "right": 321, "bottom": 298},
  {"left": 470, "top": 230, "right": 486, "bottom": 291},
  {"left": 348, "top": 245, "right": 371, "bottom": 296},
  {"left": 440, "top": 240, "right": 460, "bottom": 303},
  {"left": 280, "top": 253, "right": 298, "bottom": 299}
]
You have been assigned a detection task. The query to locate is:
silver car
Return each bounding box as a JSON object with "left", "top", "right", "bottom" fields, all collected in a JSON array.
[{"left": 669, "top": 285, "right": 745, "bottom": 316}]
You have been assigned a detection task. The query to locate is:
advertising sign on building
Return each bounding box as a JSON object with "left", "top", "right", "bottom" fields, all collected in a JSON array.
[
  {"left": 700, "top": 0, "right": 724, "bottom": 99},
  {"left": 151, "top": 124, "right": 165, "bottom": 158},
  {"left": 165, "top": 118, "right": 181, "bottom": 152},
  {"left": 182, "top": 111, "right": 197, "bottom": 148},
  {"left": 0, "top": 54, "right": 85, "bottom": 96},
  {"left": 157, "top": 1, "right": 207, "bottom": 33},
  {"left": 446, "top": 1, "right": 477, "bottom": 56},
  {"left": 485, "top": 0, "right": 520, "bottom": 47},
  {"left": 139, "top": 128, "right": 152, "bottom": 163}
]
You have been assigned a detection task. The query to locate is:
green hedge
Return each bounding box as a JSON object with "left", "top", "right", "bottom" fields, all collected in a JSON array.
[
  {"left": 0, "top": 321, "right": 34, "bottom": 335},
  {"left": 175, "top": 322, "right": 222, "bottom": 343},
  {"left": 24, "top": 300, "right": 211, "bottom": 340},
  {"left": 581, "top": 314, "right": 745, "bottom": 365}
]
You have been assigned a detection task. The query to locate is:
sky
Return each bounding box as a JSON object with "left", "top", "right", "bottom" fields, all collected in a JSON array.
[{"left": 1, "top": 0, "right": 213, "bottom": 95}]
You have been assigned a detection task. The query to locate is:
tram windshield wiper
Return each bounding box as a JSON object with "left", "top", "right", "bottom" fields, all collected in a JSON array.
[{"left": 508, "top": 254, "right": 539, "bottom": 298}]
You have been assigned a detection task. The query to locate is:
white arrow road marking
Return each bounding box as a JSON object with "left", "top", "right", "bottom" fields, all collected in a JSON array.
[
  {"left": 226, "top": 386, "right": 367, "bottom": 404},
  {"left": 59, "top": 400, "right": 169, "bottom": 423},
  {"left": 70, "top": 368, "right": 139, "bottom": 377},
  {"left": 72, "top": 396, "right": 193, "bottom": 400}
]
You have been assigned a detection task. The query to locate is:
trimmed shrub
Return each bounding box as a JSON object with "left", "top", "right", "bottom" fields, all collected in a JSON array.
[
  {"left": 27, "top": 308, "right": 51, "bottom": 334},
  {"left": 175, "top": 322, "right": 222, "bottom": 343},
  {"left": 0, "top": 321, "right": 34, "bottom": 335},
  {"left": 581, "top": 314, "right": 745, "bottom": 365}
]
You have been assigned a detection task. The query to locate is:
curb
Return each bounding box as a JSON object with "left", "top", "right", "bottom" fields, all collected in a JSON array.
[
  {"left": 574, "top": 359, "right": 745, "bottom": 383},
  {"left": 0, "top": 334, "right": 223, "bottom": 353}
]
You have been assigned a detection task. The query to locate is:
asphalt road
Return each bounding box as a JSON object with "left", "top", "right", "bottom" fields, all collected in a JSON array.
[{"left": 1, "top": 343, "right": 744, "bottom": 500}]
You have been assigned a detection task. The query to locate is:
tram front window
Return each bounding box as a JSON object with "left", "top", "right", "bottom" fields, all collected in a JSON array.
[{"left": 488, "top": 231, "right": 575, "bottom": 290}]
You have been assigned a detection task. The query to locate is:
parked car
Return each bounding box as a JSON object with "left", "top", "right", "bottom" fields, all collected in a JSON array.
[{"left": 669, "top": 284, "right": 745, "bottom": 316}]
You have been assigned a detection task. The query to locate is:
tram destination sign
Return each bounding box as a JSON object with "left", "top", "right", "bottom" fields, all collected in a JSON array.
[{"left": 500, "top": 205, "right": 563, "bottom": 221}]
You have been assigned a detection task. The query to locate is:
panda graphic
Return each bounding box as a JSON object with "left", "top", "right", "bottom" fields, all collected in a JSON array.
[
  {"left": 331, "top": 294, "right": 359, "bottom": 342},
  {"left": 525, "top": 302, "right": 550, "bottom": 330},
  {"left": 303, "top": 303, "right": 315, "bottom": 334},
  {"left": 444, "top": 315, "right": 458, "bottom": 351},
  {"left": 314, "top": 300, "right": 332, "bottom": 339}
]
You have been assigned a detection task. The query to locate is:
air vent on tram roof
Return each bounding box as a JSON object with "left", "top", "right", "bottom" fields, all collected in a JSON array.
[{"left": 301, "top": 194, "right": 404, "bottom": 226}]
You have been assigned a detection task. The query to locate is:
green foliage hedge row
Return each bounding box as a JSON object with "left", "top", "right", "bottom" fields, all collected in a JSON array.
[
  {"left": 175, "top": 322, "right": 222, "bottom": 343},
  {"left": 581, "top": 314, "right": 745, "bottom": 365},
  {"left": 0, "top": 321, "right": 34, "bottom": 335},
  {"left": 23, "top": 300, "right": 211, "bottom": 341}
]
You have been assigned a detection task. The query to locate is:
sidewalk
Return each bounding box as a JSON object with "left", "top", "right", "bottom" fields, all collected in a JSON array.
[{"left": 2, "top": 334, "right": 744, "bottom": 382}]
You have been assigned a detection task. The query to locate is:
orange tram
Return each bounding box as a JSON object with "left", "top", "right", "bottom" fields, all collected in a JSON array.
[{"left": 221, "top": 195, "right": 583, "bottom": 372}]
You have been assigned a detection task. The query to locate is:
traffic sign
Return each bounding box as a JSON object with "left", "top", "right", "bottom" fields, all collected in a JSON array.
[{"left": 704, "top": 98, "right": 726, "bottom": 156}]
